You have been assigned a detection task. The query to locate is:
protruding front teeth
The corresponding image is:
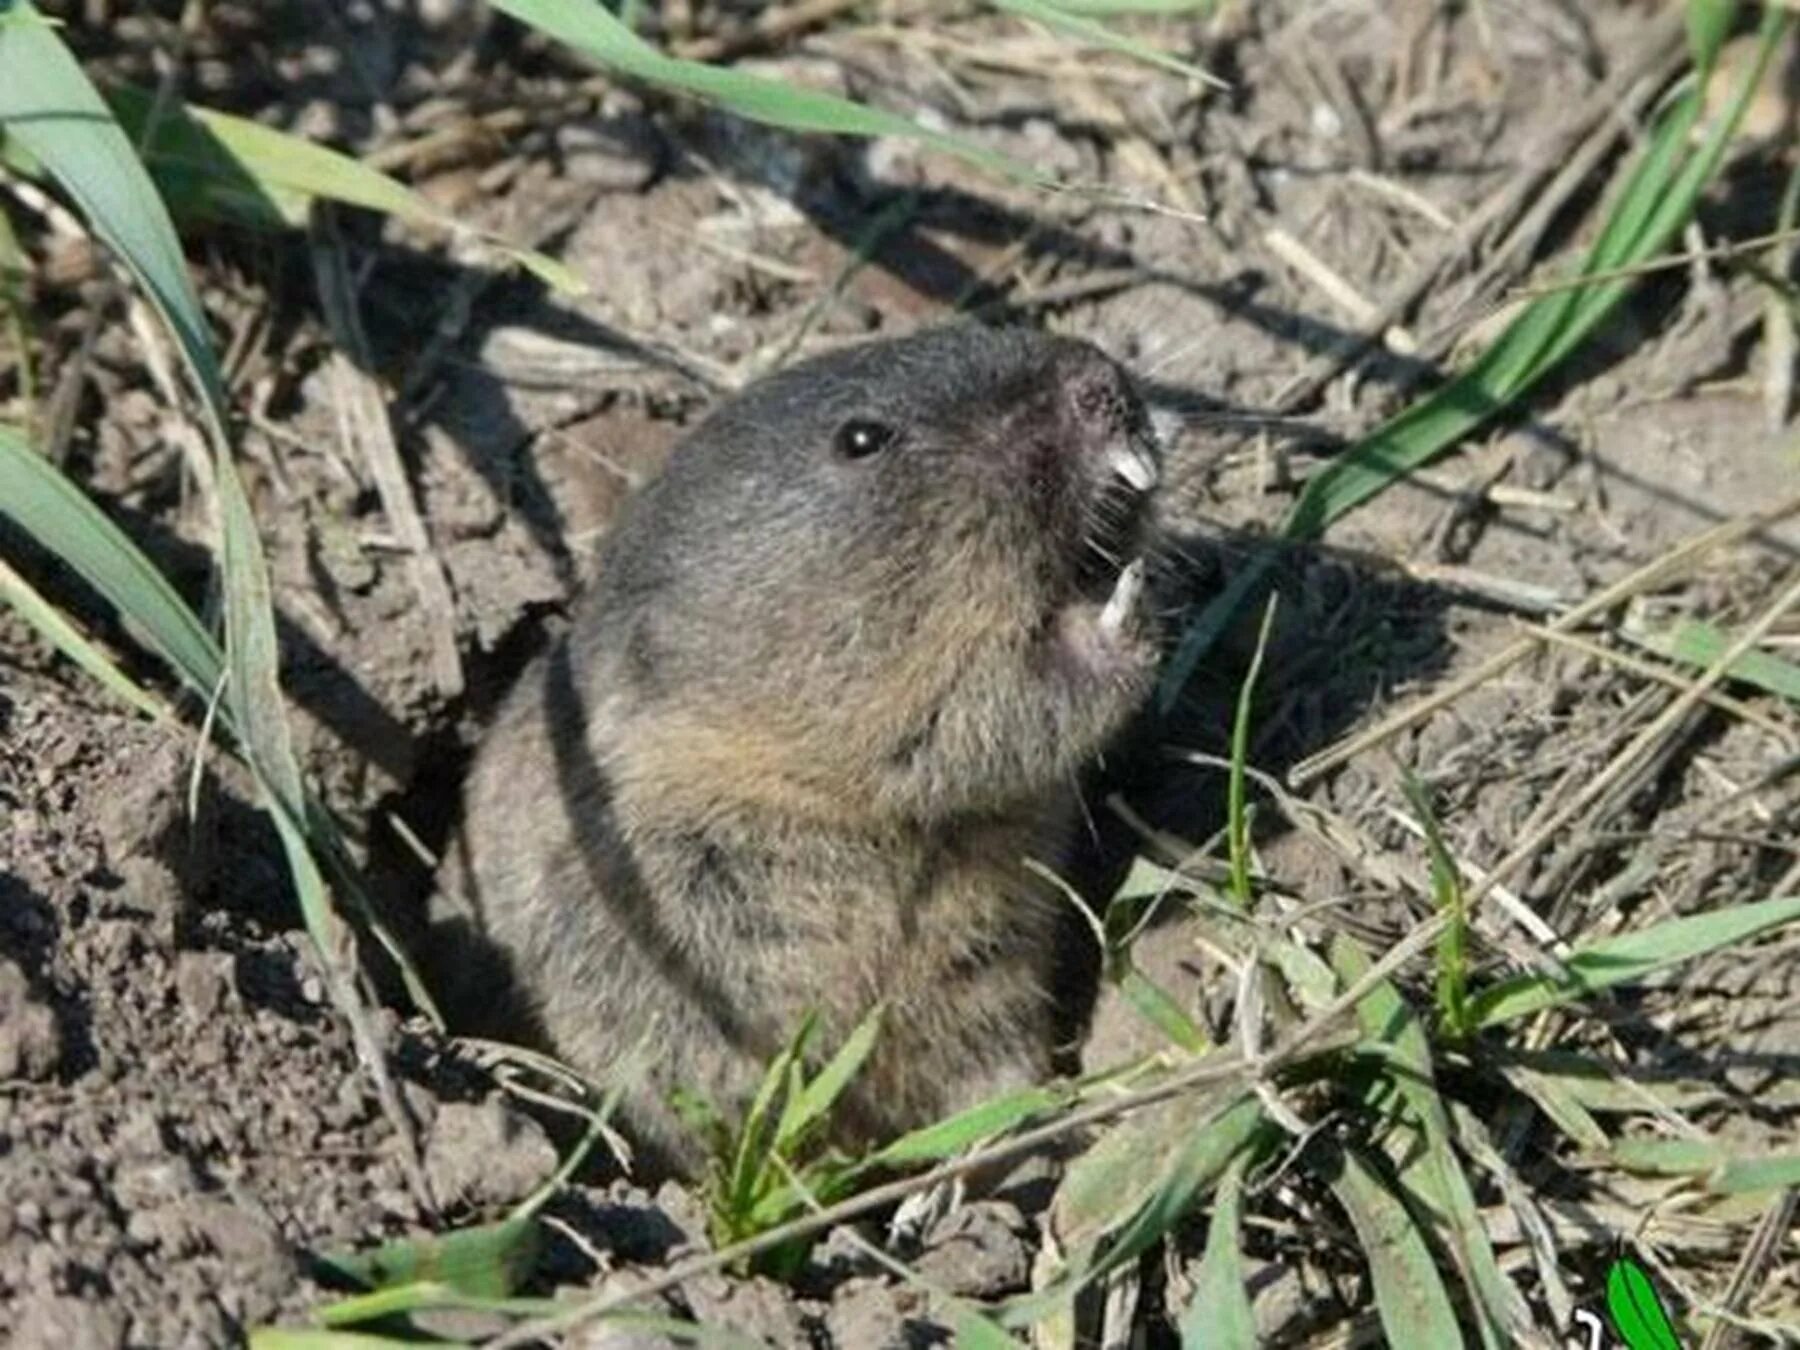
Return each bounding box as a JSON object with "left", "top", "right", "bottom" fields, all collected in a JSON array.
[
  {"left": 1106, "top": 440, "right": 1159, "bottom": 493},
  {"left": 1099, "top": 557, "right": 1146, "bottom": 636}
]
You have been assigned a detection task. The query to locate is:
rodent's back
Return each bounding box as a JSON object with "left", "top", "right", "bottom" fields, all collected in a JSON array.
[{"left": 434, "top": 323, "right": 1163, "bottom": 1173}]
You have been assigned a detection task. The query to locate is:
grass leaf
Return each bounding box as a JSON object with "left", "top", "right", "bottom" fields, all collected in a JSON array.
[
  {"left": 868, "top": 1081, "right": 1075, "bottom": 1168},
  {"left": 1325, "top": 1145, "right": 1466, "bottom": 1350},
  {"left": 488, "top": 0, "right": 1028, "bottom": 182},
  {"left": 1119, "top": 967, "right": 1209, "bottom": 1053},
  {"left": 0, "top": 551, "right": 166, "bottom": 720},
  {"left": 1468, "top": 894, "right": 1800, "bottom": 1027},
  {"left": 316, "top": 1215, "right": 542, "bottom": 1302},
  {"left": 990, "top": 0, "right": 1225, "bottom": 86},
  {"left": 104, "top": 84, "right": 582, "bottom": 293},
  {"left": 1177, "top": 1155, "right": 1255, "bottom": 1350},
  {"left": 1622, "top": 614, "right": 1800, "bottom": 705},
  {"left": 1013, "top": 1091, "right": 1267, "bottom": 1326},
  {"left": 0, "top": 424, "right": 224, "bottom": 698},
  {"left": 1397, "top": 770, "right": 1471, "bottom": 1038},
  {"left": 0, "top": 3, "right": 230, "bottom": 428},
  {"left": 776, "top": 1004, "right": 883, "bottom": 1152},
  {"left": 1226, "top": 596, "right": 1277, "bottom": 908},
  {"left": 1606, "top": 1252, "right": 1682, "bottom": 1350},
  {"left": 1330, "top": 936, "right": 1530, "bottom": 1346},
  {"left": 1709, "top": 1152, "right": 1800, "bottom": 1195}
]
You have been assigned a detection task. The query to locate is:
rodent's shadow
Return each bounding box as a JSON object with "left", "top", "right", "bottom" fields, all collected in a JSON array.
[{"left": 1053, "top": 521, "right": 1464, "bottom": 1027}]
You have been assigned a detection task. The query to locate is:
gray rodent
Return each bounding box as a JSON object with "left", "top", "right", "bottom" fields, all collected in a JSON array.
[{"left": 431, "top": 323, "right": 1163, "bottom": 1176}]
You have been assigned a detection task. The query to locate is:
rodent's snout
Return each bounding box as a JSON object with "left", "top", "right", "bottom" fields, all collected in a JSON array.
[
  {"left": 1047, "top": 345, "right": 1161, "bottom": 677},
  {"left": 1057, "top": 350, "right": 1159, "bottom": 495}
]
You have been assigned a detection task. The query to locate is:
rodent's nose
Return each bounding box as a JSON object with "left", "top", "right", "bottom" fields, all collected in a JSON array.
[{"left": 1058, "top": 352, "right": 1142, "bottom": 445}]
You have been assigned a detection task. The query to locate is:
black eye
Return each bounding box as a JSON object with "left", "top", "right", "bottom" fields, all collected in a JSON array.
[{"left": 833, "top": 419, "right": 898, "bottom": 461}]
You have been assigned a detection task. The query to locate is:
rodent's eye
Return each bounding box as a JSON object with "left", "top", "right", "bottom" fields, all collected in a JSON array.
[{"left": 832, "top": 419, "right": 898, "bottom": 461}]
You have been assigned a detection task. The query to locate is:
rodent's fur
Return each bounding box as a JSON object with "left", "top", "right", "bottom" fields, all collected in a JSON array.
[{"left": 432, "top": 324, "right": 1162, "bottom": 1175}]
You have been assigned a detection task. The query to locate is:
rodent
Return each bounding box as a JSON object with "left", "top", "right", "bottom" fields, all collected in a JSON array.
[{"left": 430, "top": 323, "right": 1164, "bottom": 1176}]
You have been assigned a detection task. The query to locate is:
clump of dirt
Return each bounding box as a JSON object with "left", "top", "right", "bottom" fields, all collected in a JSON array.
[{"left": 5, "top": 0, "right": 1799, "bottom": 1344}]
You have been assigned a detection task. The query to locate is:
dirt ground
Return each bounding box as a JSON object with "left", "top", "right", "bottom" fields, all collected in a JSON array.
[{"left": 3, "top": 0, "right": 1798, "bottom": 1345}]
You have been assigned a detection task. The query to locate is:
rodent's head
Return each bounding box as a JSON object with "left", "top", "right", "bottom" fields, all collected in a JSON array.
[{"left": 585, "top": 324, "right": 1162, "bottom": 824}]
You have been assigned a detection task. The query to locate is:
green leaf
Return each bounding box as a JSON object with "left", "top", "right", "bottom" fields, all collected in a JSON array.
[
  {"left": 1178, "top": 1155, "right": 1255, "bottom": 1350},
  {"left": 1012, "top": 1091, "right": 1268, "bottom": 1326},
  {"left": 1684, "top": 0, "right": 1737, "bottom": 76},
  {"left": 1609, "top": 1137, "right": 1800, "bottom": 1195},
  {"left": 1118, "top": 966, "right": 1209, "bottom": 1052},
  {"left": 1325, "top": 1146, "right": 1466, "bottom": 1350},
  {"left": 1623, "top": 614, "right": 1800, "bottom": 705},
  {"left": 0, "top": 3, "right": 229, "bottom": 429},
  {"left": 488, "top": 0, "right": 1028, "bottom": 182},
  {"left": 1397, "top": 770, "right": 1471, "bottom": 1038},
  {"left": 0, "top": 424, "right": 224, "bottom": 699},
  {"left": 316, "top": 1215, "right": 542, "bottom": 1302},
  {"left": 1710, "top": 1153, "right": 1800, "bottom": 1195},
  {"left": 1496, "top": 1061, "right": 1612, "bottom": 1151},
  {"left": 776, "top": 1004, "right": 883, "bottom": 1151},
  {"left": 1609, "top": 1136, "right": 1724, "bottom": 1176},
  {"left": 0, "top": 551, "right": 166, "bottom": 719},
  {"left": 1226, "top": 596, "right": 1277, "bottom": 909},
  {"left": 867, "top": 1081, "right": 1072, "bottom": 1168},
  {"left": 104, "top": 84, "right": 581, "bottom": 294},
  {"left": 1606, "top": 1253, "right": 1681, "bottom": 1350},
  {"left": 0, "top": 0, "right": 443, "bottom": 1037},
  {"left": 1329, "top": 936, "right": 1529, "bottom": 1347},
  {"left": 1468, "top": 894, "right": 1800, "bottom": 1027},
  {"left": 990, "top": 0, "right": 1224, "bottom": 86}
]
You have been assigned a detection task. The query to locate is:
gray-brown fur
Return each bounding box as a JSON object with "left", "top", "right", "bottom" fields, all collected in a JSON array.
[{"left": 432, "top": 324, "right": 1162, "bottom": 1175}]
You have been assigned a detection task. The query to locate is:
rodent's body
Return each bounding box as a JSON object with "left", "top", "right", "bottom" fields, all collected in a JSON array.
[{"left": 434, "top": 325, "right": 1161, "bottom": 1174}]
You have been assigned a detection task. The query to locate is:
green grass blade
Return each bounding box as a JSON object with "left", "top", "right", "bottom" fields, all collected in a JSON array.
[
  {"left": 1709, "top": 1153, "right": 1800, "bottom": 1195},
  {"left": 1468, "top": 894, "right": 1800, "bottom": 1027},
  {"left": 2, "top": 0, "right": 447, "bottom": 1088},
  {"left": 1685, "top": 0, "right": 1737, "bottom": 77},
  {"left": 1609, "top": 1136, "right": 1726, "bottom": 1175},
  {"left": 1177, "top": 1155, "right": 1255, "bottom": 1350},
  {"left": 1495, "top": 1062, "right": 1611, "bottom": 1151},
  {"left": 1609, "top": 1137, "right": 1800, "bottom": 1195},
  {"left": 1226, "top": 595, "right": 1278, "bottom": 908},
  {"left": 313, "top": 1283, "right": 565, "bottom": 1326},
  {"left": 1037, "top": 1, "right": 1218, "bottom": 14},
  {"left": 1606, "top": 1253, "right": 1682, "bottom": 1350},
  {"left": 1118, "top": 966, "right": 1209, "bottom": 1052},
  {"left": 0, "top": 424, "right": 224, "bottom": 697},
  {"left": 1397, "top": 770, "right": 1471, "bottom": 1039},
  {"left": 1623, "top": 615, "right": 1800, "bottom": 705},
  {"left": 1329, "top": 936, "right": 1529, "bottom": 1347},
  {"left": 1010, "top": 1092, "right": 1268, "bottom": 1326},
  {"left": 1326, "top": 1146, "right": 1466, "bottom": 1350},
  {"left": 724, "top": 1018, "right": 811, "bottom": 1232},
  {"left": 488, "top": 0, "right": 1028, "bottom": 182},
  {"left": 317, "top": 1215, "right": 542, "bottom": 1301},
  {"left": 0, "top": 3, "right": 229, "bottom": 430},
  {"left": 776, "top": 1004, "right": 883, "bottom": 1151},
  {"left": 990, "top": 0, "right": 1224, "bottom": 86},
  {"left": 0, "top": 552, "right": 166, "bottom": 720},
  {"left": 250, "top": 1332, "right": 418, "bottom": 1349},
  {"left": 216, "top": 448, "right": 304, "bottom": 813},
  {"left": 104, "top": 85, "right": 582, "bottom": 294},
  {"left": 866, "top": 1081, "right": 1073, "bottom": 1168}
]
